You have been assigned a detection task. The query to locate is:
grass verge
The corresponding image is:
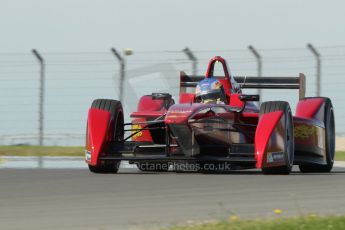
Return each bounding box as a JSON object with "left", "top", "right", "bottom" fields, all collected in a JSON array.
[
  {"left": 167, "top": 216, "right": 345, "bottom": 230},
  {"left": 336, "top": 151, "right": 345, "bottom": 161},
  {"left": 0, "top": 146, "right": 84, "bottom": 157}
]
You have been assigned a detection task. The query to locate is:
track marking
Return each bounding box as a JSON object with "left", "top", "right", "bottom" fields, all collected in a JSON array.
[{"left": 334, "top": 161, "right": 345, "bottom": 168}]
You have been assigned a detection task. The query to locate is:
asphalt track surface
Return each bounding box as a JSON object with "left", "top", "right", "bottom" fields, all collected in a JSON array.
[{"left": 1, "top": 167, "right": 345, "bottom": 230}]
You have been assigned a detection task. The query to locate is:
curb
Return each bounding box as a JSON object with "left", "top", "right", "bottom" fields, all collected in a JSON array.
[{"left": 334, "top": 161, "right": 345, "bottom": 168}]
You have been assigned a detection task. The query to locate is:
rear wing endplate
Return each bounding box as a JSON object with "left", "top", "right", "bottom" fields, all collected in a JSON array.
[{"left": 180, "top": 71, "right": 306, "bottom": 100}]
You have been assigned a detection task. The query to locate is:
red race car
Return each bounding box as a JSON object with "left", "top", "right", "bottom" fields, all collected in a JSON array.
[{"left": 85, "top": 56, "right": 335, "bottom": 174}]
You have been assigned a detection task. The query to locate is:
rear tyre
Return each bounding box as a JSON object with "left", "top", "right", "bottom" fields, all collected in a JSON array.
[
  {"left": 299, "top": 98, "right": 335, "bottom": 173},
  {"left": 88, "top": 99, "right": 124, "bottom": 174},
  {"left": 260, "top": 101, "right": 294, "bottom": 175}
]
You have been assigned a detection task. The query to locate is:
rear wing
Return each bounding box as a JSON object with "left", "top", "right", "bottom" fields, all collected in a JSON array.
[{"left": 180, "top": 71, "right": 306, "bottom": 99}]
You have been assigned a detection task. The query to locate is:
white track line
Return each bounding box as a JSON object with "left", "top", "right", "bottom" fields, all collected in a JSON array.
[{"left": 334, "top": 161, "right": 345, "bottom": 168}]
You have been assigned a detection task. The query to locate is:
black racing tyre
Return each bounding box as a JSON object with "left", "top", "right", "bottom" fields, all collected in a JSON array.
[
  {"left": 88, "top": 99, "right": 124, "bottom": 174},
  {"left": 260, "top": 101, "right": 294, "bottom": 175},
  {"left": 136, "top": 162, "right": 169, "bottom": 172},
  {"left": 299, "top": 98, "right": 335, "bottom": 173},
  {"left": 88, "top": 161, "right": 121, "bottom": 174}
]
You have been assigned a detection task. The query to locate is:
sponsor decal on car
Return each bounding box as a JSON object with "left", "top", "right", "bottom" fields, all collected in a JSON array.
[
  {"left": 132, "top": 124, "right": 143, "bottom": 138},
  {"left": 267, "top": 151, "right": 285, "bottom": 163},
  {"left": 294, "top": 125, "right": 317, "bottom": 139}
]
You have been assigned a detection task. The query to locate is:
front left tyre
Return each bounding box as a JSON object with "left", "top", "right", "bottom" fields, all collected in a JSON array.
[
  {"left": 87, "top": 99, "right": 124, "bottom": 174},
  {"left": 299, "top": 97, "right": 335, "bottom": 173}
]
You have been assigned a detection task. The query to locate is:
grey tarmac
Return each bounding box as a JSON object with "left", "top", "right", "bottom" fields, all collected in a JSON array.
[{"left": 1, "top": 167, "right": 345, "bottom": 230}]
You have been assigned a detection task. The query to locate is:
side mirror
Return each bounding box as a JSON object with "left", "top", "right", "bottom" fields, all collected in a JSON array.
[
  {"left": 229, "top": 94, "right": 245, "bottom": 111},
  {"left": 152, "top": 93, "right": 172, "bottom": 100},
  {"left": 152, "top": 93, "right": 174, "bottom": 109},
  {"left": 239, "top": 94, "right": 260, "bottom": 102}
]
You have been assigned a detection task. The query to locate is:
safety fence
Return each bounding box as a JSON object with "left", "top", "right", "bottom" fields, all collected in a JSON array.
[{"left": 0, "top": 45, "right": 344, "bottom": 146}]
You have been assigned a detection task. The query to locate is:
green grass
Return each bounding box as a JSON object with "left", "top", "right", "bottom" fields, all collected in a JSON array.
[
  {"left": 167, "top": 216, "right": 345, "bottom": 230},
  {"left": 336, "top": 151, "right": 345, "bottom": 161},
  {"left": 0, "top": 146, "right": 84, "bottom": 156}
]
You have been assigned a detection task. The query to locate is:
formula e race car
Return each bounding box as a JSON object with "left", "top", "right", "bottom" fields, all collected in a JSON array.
[{"left": 85, "top": 56, "right": 335, "bottom": 174}]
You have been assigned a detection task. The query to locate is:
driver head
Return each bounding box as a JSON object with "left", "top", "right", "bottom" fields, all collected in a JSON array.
[{"left": 195, "top": 77, "right": 226, "bottom": 104}]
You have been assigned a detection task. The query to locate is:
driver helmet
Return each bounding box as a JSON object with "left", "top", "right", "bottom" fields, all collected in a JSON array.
[{"left": 195, "top": 77, "right": 226, "bottom": 104}]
